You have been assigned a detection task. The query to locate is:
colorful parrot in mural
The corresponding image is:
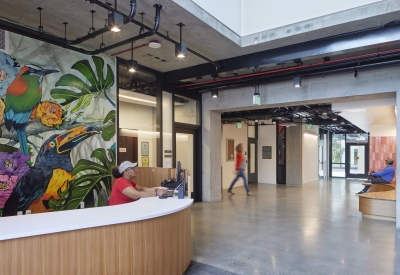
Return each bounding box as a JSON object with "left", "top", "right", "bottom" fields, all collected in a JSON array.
[
  {"left": 4, "top": 65, "right": 59, "bottom": 154},
  {"left": 2, "top": 125, "right": 99, "bottom": 216}
]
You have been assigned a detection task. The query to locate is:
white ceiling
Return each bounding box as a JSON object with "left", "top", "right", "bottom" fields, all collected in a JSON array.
[{"left": 332, "top": 97, "right": 396, "bottom": 133}]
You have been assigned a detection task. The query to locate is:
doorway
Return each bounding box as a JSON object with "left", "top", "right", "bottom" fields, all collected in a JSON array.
[
  {"left": 345, "top": 143, "right": 369, "bottom": 178},
  {"left": 175, "top": 126, "right": 201, "bottom": 202},
  {"left": 248, "top": 138, "right": 258, "bottom": 183}
]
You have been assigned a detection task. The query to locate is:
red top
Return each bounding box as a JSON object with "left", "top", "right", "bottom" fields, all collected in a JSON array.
[
  {"left": 108, "top": 177, "right": 137, "bottom": 206},
  {"left": 235, "top": 152, "right": 243, "bottom": 171}
]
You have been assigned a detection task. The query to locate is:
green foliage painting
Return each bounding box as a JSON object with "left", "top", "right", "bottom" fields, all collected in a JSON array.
[
  {"left": 48, "top": 149, "right": 115, "bottom": 210},
  {"left": 50, "top": 56, "right": 115, "bottom": 111}
]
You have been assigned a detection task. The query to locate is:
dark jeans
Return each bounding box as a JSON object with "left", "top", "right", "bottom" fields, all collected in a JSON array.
[{"left": 361, "top": 175, "right": 388, "bottom": 192}]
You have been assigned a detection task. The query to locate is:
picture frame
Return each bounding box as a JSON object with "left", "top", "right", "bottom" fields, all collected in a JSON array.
[
  {"left": 226, "top": 139, "right": 234, "bottom": 161},
  {"left": 142, "top": 156, "right": 149, "bottom": 167},
  {"left": 141, "top": 141, "right": 149, "bottom": 156}
]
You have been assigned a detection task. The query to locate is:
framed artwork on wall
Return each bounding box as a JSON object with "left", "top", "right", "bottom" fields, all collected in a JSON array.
[
  {"left": 141, "top": 141, "right": 149, "bottom": 156},
  {"left": 226, "top": 139, "right": 234, "bottom": 161}
]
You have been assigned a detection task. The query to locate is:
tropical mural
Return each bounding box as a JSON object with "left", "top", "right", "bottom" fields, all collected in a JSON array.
[{"left": 0, "top": 33, "right": 116, "bottom": 216}]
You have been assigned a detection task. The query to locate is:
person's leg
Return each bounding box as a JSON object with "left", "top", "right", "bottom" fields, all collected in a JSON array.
[
  {"left": 371, "top": 176, "right": 385, "bottom": 183},
  {"left": 238, "top": 169, "right": 250, "bottom": 193},
  {"left": 228, "top": 172, "right": 239, "bottom": 194}
]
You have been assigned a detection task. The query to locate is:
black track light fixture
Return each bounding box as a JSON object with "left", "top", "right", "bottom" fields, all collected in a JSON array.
[
  {"left": 128, "top": 42, "right": 137, "bottom": 73},
  {"left": 354, "top": 69, "right": 358, "bottom": 77},
  {"left": 37, "top": 7, "right": 44, "bottom": 34},
  {"left": 293, "top": 76, "right": 301, "bottom": 88},
  {"left": 332, "top": 114, "right": 338, "bottom": 121},
  {"left": 175, "top": 23, "right": 187, "bottom": 58},
  {"left": 211, "top": 89, "right": 218, "bottom": 98},
  {"left": 63, "top": 22, "right": 68, "bottom": 39},
  {"left": 89, "top": 10, "right": 96, "bottom": 35},
  {"left": 108, "top": 9, "right": 123, "bottom": 32}
]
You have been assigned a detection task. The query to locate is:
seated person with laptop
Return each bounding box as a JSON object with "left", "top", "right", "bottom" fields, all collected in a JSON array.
[
  {"left": 356, "top": 157, "right": 395, "bottom": 195},
  {"left": 109, "top": 161, "right": 168, "bottom": 205}
]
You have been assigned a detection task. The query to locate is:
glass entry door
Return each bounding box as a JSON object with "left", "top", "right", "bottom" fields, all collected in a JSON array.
[{"left": 345, "top": 143, "right": 369, "bottom": 178}]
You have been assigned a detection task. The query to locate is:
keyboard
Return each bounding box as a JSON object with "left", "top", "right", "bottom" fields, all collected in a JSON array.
[{"left": 159, "top": 191, "right": 174, "bottom": 199}]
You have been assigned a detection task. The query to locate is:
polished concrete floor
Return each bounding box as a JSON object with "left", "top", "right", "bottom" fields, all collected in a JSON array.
[{"left": 189, "top": 179, "right": 399, "bottom": 275}]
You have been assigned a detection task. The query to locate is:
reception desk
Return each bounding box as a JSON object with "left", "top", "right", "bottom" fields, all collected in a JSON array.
[{"left": 0, "top": 197, "right": 193, "bottom": 275}]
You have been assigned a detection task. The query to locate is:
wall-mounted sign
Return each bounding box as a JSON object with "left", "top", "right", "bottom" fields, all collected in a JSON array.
[
  {"left": 119, "top": 148, "right": 126, "bottom": 152},
  {"left": 236, "top": 122, "right": 242, "bottom": 129},
  {"left": 305, "top": 124, "right": 313, "bottom": 129},
  {"left": 164, "top": 155, "right": 172, "bottom": 158},
  {"left": 262, "top": 146, "right": 272, "bottom": 159},
  {"left": 253, "top": 94, "right": 260, "bottom": 105},
  {"left": 141, "top": 142, "right": 149, "bottom": 156},
  {"left": 164, "top": 150, "right": 172, "bottom": 153}
]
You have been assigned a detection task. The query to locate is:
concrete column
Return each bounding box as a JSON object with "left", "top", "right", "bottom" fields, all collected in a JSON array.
[
  {"left": 202, "top": 109, "right": 222, "bottom": 202},
  {"left": 286, "top": 125, "right": 303, "bottom": 186}
]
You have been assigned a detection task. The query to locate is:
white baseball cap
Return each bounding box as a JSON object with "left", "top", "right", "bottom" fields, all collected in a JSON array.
[{"left": 118, "top": 161, "right": 138, "bottom": 173}]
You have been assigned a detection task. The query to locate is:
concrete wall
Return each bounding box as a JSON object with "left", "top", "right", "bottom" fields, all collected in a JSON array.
[
  {"left": 221, "top": 124, "right": 248, "bottom": 189},
  {"left": 241, "top": 0, "right": 381, "bottom": 35},
  {"left": 286, "top": 125, "right": 302, "bottom": 186},
  {"left": 192, "top": 0, "right": 241, "bottom": 35},
  {"left": 258, "top": 125, "right": 277, "bottom": 184}
]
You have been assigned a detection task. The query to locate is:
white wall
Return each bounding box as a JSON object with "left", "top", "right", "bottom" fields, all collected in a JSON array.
[
  {"left": 370, "top": 124, "right": 396, "bottom": 136},
  {"left": 258, "top": 125, "right": 276, "bottom": 184},
  {"left": 302, "top": 126, "right": 319, "bottom": 184},
  {"left": 119, "top": 101, "right": 157, "bottom": 167},
  {"left": 241, "top": 0, "right": 380, "bottom": 35},
  {"left": 221, "top": 124, "right": 248, "bottom": 189},
  {"left": 192, "top": 0, "right": 241, "bottom": 35}
]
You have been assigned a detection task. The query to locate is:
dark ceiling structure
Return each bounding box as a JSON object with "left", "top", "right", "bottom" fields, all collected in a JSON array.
[{"left": 221, "top": 103, "right": 365, "bottom": 134}]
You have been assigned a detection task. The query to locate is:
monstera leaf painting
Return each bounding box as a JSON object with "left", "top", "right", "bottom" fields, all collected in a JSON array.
[
  {"left": 50, "top": 56, "right": 115, "bottom": 112},
  {"left": 48, "top": 148, "right": 115, "bottom": 210}
]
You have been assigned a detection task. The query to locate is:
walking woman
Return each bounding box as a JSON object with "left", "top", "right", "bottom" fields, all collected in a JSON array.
[{"left": 227, "top": 143, "right": 254, "bottom": 196}]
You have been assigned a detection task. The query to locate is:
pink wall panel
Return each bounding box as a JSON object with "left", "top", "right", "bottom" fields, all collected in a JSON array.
[{"left": 369, "top": 137, "right": 396, "bottom": 179}]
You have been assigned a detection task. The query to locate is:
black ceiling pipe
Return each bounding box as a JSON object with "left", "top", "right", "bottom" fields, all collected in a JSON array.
[
  {"left": 68, "top": 0, "right": 136, "bottom": 45},
  {"left": 182, "top": 56, "right": 400, "bottom": 93},
  {"left": 0, "top": 3, "right": 159, "bottom": 56},
  {"left": 89, "top": 0, "right": 221, "bottom": 68}
]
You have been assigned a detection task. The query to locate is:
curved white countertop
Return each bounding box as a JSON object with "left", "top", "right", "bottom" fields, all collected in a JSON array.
[{"left": 0, "top": 197, "right": 193, "bottom": 241}]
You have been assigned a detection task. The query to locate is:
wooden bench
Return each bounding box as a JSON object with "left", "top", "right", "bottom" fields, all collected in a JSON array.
[{"left": 359, "top": 181, "right": 396, "bottom": 221}]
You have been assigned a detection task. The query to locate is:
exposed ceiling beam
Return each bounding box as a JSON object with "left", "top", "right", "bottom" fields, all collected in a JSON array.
[{"left": 164, "top": 23, "right": 400, "bottom": 82}]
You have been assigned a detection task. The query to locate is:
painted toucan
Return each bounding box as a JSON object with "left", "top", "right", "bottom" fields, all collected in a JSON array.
[
  {"left": 2, "top": 125, "right": 100, "bottom": 216},
  {"left": 4, "top": 64, "right": 59, "bottom": 155}
]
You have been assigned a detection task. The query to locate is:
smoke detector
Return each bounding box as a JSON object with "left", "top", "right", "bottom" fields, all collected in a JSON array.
[{"left": 149, "top": 40, "right": 161, "bottom": 48}]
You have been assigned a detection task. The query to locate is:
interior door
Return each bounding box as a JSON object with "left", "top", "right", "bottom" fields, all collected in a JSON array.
[
  {"left": 345, "top": 143, "right": 369, "bottom": 178},
  {"left": 175, "top": 127, "right": 201, "bottom": 202},
  {"left": 247, "top": 138, "right": 257, "bottom": 183}
]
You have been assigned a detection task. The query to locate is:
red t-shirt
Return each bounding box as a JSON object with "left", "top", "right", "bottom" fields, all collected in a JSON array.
[
  {"left": 235, "top": 152, "right": 243, "bottom": 171},
  {"left": 108, "top": 177, "right": 138, "bottom": 206}
]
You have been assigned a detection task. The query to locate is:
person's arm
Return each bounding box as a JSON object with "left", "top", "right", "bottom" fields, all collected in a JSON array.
[
  {"left": 122, "top": 186, "right": 167, "bottom": 200},
  {"left": 371, "top": 167, "right": 388, "bottom": 177}
]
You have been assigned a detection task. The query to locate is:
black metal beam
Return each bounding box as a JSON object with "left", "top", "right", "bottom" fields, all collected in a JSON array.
[{"left": 165, "top": 23, "right": 400, "bottom": 82}]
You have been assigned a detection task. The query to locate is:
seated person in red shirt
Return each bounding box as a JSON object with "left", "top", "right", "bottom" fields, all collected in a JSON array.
[{"left": 109, "top": 161, "right": 167, "bottom": 206}]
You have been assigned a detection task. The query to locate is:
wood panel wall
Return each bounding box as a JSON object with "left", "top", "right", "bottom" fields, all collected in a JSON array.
[
  {"left": 0, "top": 207, "right": 191, "bottom": 275},
  {"left": 112, "top": 167, "right": 174, "bottom": 188},
  {"left": 118, "top": 136, "right": 138, "bottom": 163}
]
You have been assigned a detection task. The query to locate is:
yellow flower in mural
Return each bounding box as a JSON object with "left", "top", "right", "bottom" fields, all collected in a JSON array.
[
  {"left": 36, "top": 101, "right": 63, "bottom": 127},
  {"left": 0, "top": 99, "right": 5, "bottom": 123},
  {"left": 27, "top": 168, "right": 74, "bottom": 213}
]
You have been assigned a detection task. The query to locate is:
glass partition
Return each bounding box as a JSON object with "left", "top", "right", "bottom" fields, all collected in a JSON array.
[
  {"left": 332, "top": 133, "right": 346, "bottom": 177},
  {"left": 118, "top": 65, "right": 158, "bottom": 167}
]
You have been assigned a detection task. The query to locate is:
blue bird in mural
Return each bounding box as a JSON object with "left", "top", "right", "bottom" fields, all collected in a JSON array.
[
  {"left": 4, "top": 64, "right": 59, "bottom": 155},
  {"left": 2, "top": 126, "right": 99, "bottom": 216}
]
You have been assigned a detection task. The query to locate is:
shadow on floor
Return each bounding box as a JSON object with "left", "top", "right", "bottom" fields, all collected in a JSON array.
[{"left": 183, "top": 261, "right": 238, "bottom": 275}]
